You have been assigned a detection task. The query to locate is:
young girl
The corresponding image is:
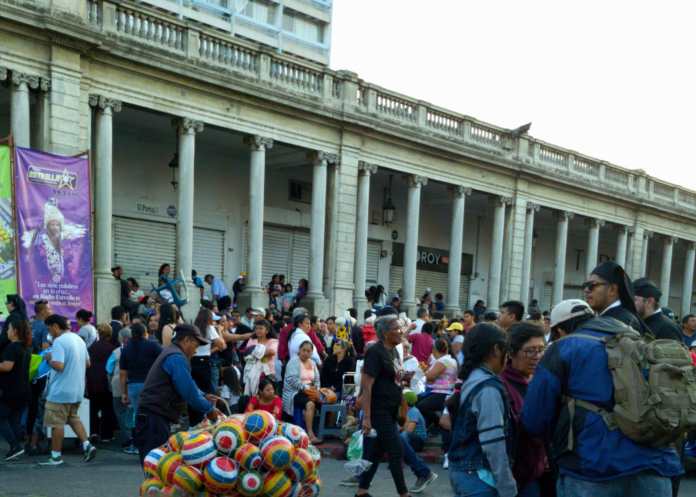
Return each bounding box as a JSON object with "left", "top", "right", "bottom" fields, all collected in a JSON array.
[
  {"left": 220, "top": 366, "right": 242, "bottom": 414},
  {"left": 245, "top": 377, "right": 282, "bottom": 420}
]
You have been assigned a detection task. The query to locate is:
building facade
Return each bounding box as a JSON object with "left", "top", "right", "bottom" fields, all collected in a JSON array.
[{"left": 2, "top": 0, "right": 696, "bottom": 322}]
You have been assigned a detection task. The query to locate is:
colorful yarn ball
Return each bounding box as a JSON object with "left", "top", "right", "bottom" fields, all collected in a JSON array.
[
  {"left": 172, "top": 464, "right": 203, "bottom": 494},
  {"left": 157, "top": 487, "right": 179, "bottom": 497},
  {"left": 157, "top": 452, "right": 183, "bottom": 485},
  {"left": 203, "top": 456, "right": 239, "bottom": 493},
  {"left": 287, "top": 448, "right": 315, "bottom": 482},
  {"left": 306, "top": 445, "right": 321, "bottom": 469},
  {"left": 289, "top": 483, "right": 302, "bottom": 497},
  {"left": 214, "top": 420, "right": 247, "bottom": 454},
  {"left": 261, "top": 436, "right": 295, "bottom": 470},
  {"left": 281, "top": 423, "right": 309, "bottom": 449},
  {"left": 237, "top": 470, "right": 264, "bottom": 497},
  {"left": 244, "top": 410, "right": 277, "bottom": 442},
  {"left": 234, "top": 442, "right": 263, "bottom": 471},
  {"left": 140, "top": 478, "right": 164, "bottom": 497},
  {"left": 168, "top": 431, "right": 189, "bottom": 452},
  {"left": 181, "top": 432, "right": 217, "bottom": 467},
  {"left": 263, "top": 471, "right": 294, "bottom": 497},
  {"left": 300, "top": 481, "right": 321, "bottom": 497},
  {"left": 143, "top": 447, "right": 168, "bottom": 479}
]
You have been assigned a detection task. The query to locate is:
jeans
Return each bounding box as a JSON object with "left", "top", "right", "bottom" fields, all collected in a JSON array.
[
  {"left": 358, "top": 411, "right": 408, "bottom": 495},
  {"left": 449, "top": 468, "right": 498, "bottom": 497},
  {"left": 557, "top": 473, "right": 672, "bottom": 497},
  {"left": 400, "top": 431, "right": 430, "bottom": 479},
  {"left": 112, "top": 396, "right": 133, "bottom": 446},
  {"left": 27, "top": 377, "right": 47, "bottom": 437},
  {"left": 127, "top": 383, "right": 144, "bottom": 427},
  {"left": 0, "top": 401, "right": 26, "bottom": 449}
]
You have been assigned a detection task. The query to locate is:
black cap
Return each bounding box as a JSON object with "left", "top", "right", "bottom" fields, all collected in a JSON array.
[
  {"left": 376, "top": 305, "right": 398, "bottom": 317},
  {"left": 633, "top": 277, "right": 662, "bottom": 301},
  {"left": 172, "top": 323, "right": 209, "bottom": 345}
]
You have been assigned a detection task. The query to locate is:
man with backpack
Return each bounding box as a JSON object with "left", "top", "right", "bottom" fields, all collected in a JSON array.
[{"left": 522, "top": 299, "right": 687, "bottom": 497}]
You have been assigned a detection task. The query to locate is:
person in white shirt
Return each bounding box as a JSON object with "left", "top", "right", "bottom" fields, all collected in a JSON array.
[
  {"left": 411, "top": 307, "right": 430, "bottom": 336},
  {"left": 76, "top": 309, "right": 98, "bottom": 348},
  {"left": 190, "top": 309, "right": 226, "bottom": 424},
  {"left": 288, "top": 314, "right": 322, "bottom": 366}
]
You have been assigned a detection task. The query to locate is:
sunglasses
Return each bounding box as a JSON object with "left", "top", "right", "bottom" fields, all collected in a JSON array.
[{"left": 582, "top": 280, "right": 608, "bottom": 292}]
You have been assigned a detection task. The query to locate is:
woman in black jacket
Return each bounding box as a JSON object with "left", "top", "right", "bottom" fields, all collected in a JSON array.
[{"left": 320, "top": 339, "right": 355, "bottom": 397}]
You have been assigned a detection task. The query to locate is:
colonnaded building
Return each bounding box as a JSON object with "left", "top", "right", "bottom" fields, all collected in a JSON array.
[{"left": 2, "top": 0, "right": 696, "bottom": 321}]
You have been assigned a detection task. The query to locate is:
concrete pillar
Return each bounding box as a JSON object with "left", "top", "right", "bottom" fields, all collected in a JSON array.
[
  {"left": 445, "top": 186, "right": 471, "bottom": 316},
  {"left": 616, "top": 225, "right": 628, "bottom": 268},
  {"left": 354, "top": 161, "right": 377, "bottom": 317},
  {"left": 10, "top": 71, "right": 38, "bottom": 148},
  {"left": 488, "top": 196, "right": 509, "bottom": 310},
  {"left": 174, "top": 117, "right": 204, "bottom": 322},
  {"left": 585, "top": 218, "right": 604, "bottom": 274},
  {"left": 660, "top": 236, "right": 675, "bottom": 304},
  {"left": 402, "top": 175, "right": 428, "bottom": 317},
  {"left": 239, "top": 135, "right": 273, "bottom": 311},
  {"left": 682, "top": 243, "right": 696, "bottom": 318},
  {"left": 639, "top": 231, "right": 653, "bottom": 277},
  {"left": 553, "top": 211, "right": 574, "bottom": 306},
  {"left": 32, "top": 78, "right": 51, "bottom": 150},
  {"left": 520, "top": 203, "right": 540, "bottom": 308},
  {"left": 89, "top": 95, "right": 122, "bottom": 322}
]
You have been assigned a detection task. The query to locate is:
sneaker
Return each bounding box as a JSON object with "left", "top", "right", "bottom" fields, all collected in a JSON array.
[
  {"left": 411, "top": 472, "right": 439, "bottom": 494},
  {"left": 83, "top": 443, "right": 97, "bottom": 462},
  {"left": 39, "top": 456, "right": 64, "bottom": 466},
  {"left": 5, "top": 446, "right": 24, "bottom": 462},
  {"left": 340, "top": 475, "right": 360, "bottom": 487},
  {"left": 123, "top": 445, "right": 139, "bottom": 455},
  {"left": 442, "top": 453, "right": 449, "bottom": 469}
]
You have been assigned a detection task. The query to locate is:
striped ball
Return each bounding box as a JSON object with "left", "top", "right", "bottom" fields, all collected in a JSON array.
[
  {"left": 140, "top": 477, "right": 164, "bottom": 497},
  {"left": 172, "top": 464, "right": 203, "bottom": 494},
  {"left": 214, "top": 420, "right": 247, "bottom": 455},
  {"left": 263, "top": 471, "right": 294, "bottom": 497},
  {"left": 143, "top": 447, "right": 168, "bottom": 479},
  {"left": 237, "top": 470, "right": 264, "bottom": 497},
  {"left": 261, "top": 436, "right": 295, "bottom": 470},
  {"left": 181, "top": 432, "right": 217, "bottom": 467},
  {"left": 300, "top": 481, "right": 321, "bottom": 497},
  {"left": 234, "top": 442, "right": 262, "bottom": 471},
  {"left": 281, "top": 423, "right": 309, "bottom": 449},
  {"left": 287, "top": 448, "right": 314, "bottom": 482},
  {"left": 203, "top": 456, "right": 239, "bottom": 493},
  {"left": 168, "top": 431, "right": 189, "bottom": 452},
  {"left": 244, "top": 410, "right": 277, "bottom": 442},
  {"left": 157, "top": 486, "right": 179, "bottom": 497},
  {"left": 157, "top": 452, "right": 183, "bottom": 486},
  {"left": 289, "top": 482, "right": 302, "bottom": 497},
  {"left": 306, "top": 445, "right": 321, "bottom": 469}
]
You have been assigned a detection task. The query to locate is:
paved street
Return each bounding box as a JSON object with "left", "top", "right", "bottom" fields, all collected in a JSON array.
[{"left": 0, "top": 444, "right": 693, "bottom": 497}]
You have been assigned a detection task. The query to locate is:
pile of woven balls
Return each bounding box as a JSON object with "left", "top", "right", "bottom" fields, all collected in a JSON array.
[{"left": 140, "top": 410, "right": 321, "bottom": 497}]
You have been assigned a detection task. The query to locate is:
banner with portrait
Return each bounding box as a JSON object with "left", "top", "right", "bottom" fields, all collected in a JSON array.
[
  {"left": 0, "top": 145, "right": 17, "bottom": 317},
  {"left": 14, "top": 147, "right": 93, "bottom": 317}
]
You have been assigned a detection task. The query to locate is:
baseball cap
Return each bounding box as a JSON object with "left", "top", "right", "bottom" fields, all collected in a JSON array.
[
  {"left": 550, "top": 299, "right": 594, "bottom": 329},
  {"left": 172, "top": 324, "right": 210, "bottom": 345},
  {"left": 447, "top": 322, "right": 464, "bottom": 332},
  {"left": 690, "top": 339, "right": 696, "bottom": 349},
  {"left": 212, "top": 313, "right": 221, "bottom": 321}
]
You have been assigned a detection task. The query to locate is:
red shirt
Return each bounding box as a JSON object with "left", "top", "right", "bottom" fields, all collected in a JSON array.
[
  {"left": 408, "top": 333, "right": 434, "bottom": 363},
  {"left": 245, "top": 395, "right": 282, "bottom": 420},
  {"left": 278, "top": 324, "right": 325, "bottom": 362}
]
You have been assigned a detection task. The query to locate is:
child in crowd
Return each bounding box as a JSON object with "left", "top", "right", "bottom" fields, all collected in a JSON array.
[
  {"left": 220, "top": 366, "right": 242, "bottom": 414},
  {"left": 245, "top": 377, "right": 282, "bottom": 420}
]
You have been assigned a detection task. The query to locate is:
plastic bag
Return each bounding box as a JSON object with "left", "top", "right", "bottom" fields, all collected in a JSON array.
[
  {"left": 346, "top": 430, "right": 363, "bottom": 461},
  {"left": 344, "top": 458, "right": 373, "bottom": 477}
]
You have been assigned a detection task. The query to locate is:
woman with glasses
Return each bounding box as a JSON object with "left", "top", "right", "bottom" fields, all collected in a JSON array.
[{"left": 501, "top": 322, "right": 548, "bottom": 497}]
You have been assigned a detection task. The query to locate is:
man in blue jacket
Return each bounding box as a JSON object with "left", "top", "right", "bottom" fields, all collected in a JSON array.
[{"left": 522, "top": 299, "right": 682, "bottom": 497}]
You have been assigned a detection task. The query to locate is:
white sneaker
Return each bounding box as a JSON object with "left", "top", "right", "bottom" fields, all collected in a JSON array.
[
  {"left": 39, "top": 456, "right": 64, "bottom": 466},
  {"left": 442, "top": 453, "right": 449, "bottom": 469}
]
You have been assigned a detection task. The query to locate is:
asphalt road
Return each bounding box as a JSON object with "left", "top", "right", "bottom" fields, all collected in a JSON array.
[{"left": 0, "top": 444, "right": 693, "bottom": 497}]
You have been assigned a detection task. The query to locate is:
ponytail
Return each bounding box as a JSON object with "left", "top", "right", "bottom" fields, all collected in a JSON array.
[{"left": 459, "top": 323, "right": 508, "bottom": 381}]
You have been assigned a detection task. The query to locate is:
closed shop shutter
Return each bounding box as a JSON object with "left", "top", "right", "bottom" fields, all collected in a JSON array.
[
  {"left": 193, "top": 227, "right": 225, "bottom": 280},
  {"left": 389, "top": 265, "right": 471, "bottom": 310},
  {"left": 113, "top": 216, "right": 176, "bottom": 290},
  {"left": 562, "top": 285, "right": 583, "bottom": 302},
  {"left": 542, "top": 283, "right": 553, "bottom": 313},
  {"left": 389, "top": 265, "right": 403, "bottom": 297},
  {"left": 366, "top": 240, "right": 381, "bottom": 286},
  {"left": 261, "top": 226, "right": 292, "bottom": 286},
  {"left": 290, "top": 230, "right": 311, "bottom": 288}
]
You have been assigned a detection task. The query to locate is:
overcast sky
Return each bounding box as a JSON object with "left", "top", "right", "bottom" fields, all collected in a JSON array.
[{"left": 330, "top": 0, "right": 695, "bottom": 190}]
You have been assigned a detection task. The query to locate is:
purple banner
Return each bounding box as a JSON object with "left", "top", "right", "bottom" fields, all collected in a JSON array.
[{"left": 14, "top": 147, "right": 93, "bottom": 317}]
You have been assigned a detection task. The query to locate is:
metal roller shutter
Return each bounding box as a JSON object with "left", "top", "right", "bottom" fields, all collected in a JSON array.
[
  {"left": 389, "top": 265, "right": 471, "bottom": 310},
  {"left": 290, "top": 231, "right": 311, "bottom": 288},
  {"left": 261, "top": 226, "right": 292, "bottom": 285},
  {"left": 113, "top": 216, "right": 176, "bottom": 290},
  {"left": 366, "top": 240, "right": 381, "bottom": 285},
  {"left": 193, "top": 227, "right": 225, "bottom": 279}
]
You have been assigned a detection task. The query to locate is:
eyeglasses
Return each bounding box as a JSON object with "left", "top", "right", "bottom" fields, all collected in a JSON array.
[
  {"left": 521, "top": 346, "right": 546, "bottom": 358},
  {"left": 582, "top": 280, "right": 607, "bottom": 292}
]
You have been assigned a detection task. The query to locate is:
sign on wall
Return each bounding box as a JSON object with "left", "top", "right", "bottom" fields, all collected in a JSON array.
[
  {"left": 0, "top": 146, "right": 17, "bottom": 316},
  {"left": 14, "top": 147, "right": 93, "bottom": 317},
  {"left": 391, "top": 243, "right": 474, "bottom": 274}
]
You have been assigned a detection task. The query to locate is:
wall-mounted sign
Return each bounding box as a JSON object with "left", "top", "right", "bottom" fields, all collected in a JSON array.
[
  {"left": 167, "top": 205, "right": 177, "bottom": 218},
  {"left": 136, "top": 202, "right": 159, "bottom": 216},
  {"left": 391, "top": 243, "right": 473, "bottom": 275}
]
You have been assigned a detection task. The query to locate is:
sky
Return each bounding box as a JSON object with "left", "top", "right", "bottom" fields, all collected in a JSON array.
[{"left": 330, "top": 0, "right": 696, "bottom": 190}]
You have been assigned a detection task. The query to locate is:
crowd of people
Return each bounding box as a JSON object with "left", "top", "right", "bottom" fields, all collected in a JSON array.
[{"left": 0, "top": 260, "right": 694, "bottom": 497}]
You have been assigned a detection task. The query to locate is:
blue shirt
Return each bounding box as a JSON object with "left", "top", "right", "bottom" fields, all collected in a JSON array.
[
  {"left": 47, "top": 332, "right": 88, "bottom": 404},
  {"left": 211, "top": 277, "right": 229, "bottom": 299},
  {"left": 31, "top": 319, "right": 49, "bottom": 354},
  {"left": 161, "top": 353, "right": 212, "bottom": 415},
  {"left": 407, "top": 406, "right": 427, "bottom": 442}
]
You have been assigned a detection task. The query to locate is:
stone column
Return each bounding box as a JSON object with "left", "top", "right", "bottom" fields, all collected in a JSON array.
[
  {"left": 520, "top": 203, "right": 540, "bottom": 308},
  {"left": 616, "top": 225, "right": 628, "bottom": 268},
  {"left": 174, "top": 117, "right": 204, "bottom": 322},
  {"left": 445, "top": 186, "right": 471, "bottom": 316},
  {"left": 682, "top": 243, "right": 696, "bottom": 317},
  {"left": 32, "top": 78, "right": 51, "bottom": 150},
  {"left": 660, "top": 236, "right": 675, "bottom": 304},
  {"left": 89, "top": 95, "right": 122, "bottom": 322},
  {"left": 488, "top": 196, "right": 509, "bottom": 310},
  {"left": 10, "top": 71, "right": 38, "bottom": 147},
  {"left": 403, "top": 175, "right": 428, "bottom": 317},
  {"left": 639, "top": 231, "right": 652, "bottom": 277},
  {"left": 585, "top": 218, "right": 604, "bottom": 274},
  {"left": 354, "top": 161, "right": 377, "bottom": 317},
  {"left": 553, "top": 211, "right": 574, "bottom": 306},
  {"left": 239, "top": 135, "right": 273, "bottom": 311}
]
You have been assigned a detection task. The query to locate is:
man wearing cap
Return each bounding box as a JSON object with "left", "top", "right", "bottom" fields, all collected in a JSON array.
[
  {"left": 633, "top": 278, "right": 683, "bottom": 341},
  {"left": 134, "top": 324, "right": 222, "bottom": 464},
  {"left": 446, "top": 321, "right": 463, "bottom": 340},
  {"left": 522, "top": 299, "right": 681, "bottom": 497}
]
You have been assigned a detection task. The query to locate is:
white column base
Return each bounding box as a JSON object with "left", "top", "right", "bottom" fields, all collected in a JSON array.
[
  {"left": 179, "top": 282, "right": 202, "bottom": 323},
  {"left": 444, "top": 305, "right": 462, "bottom": 319},
  {"left": 237, "top": 287, "right": 268, "bottom": 312},
  {"left": 95, "top": 274, "right": 120, "bottom": 323},
  {"left": 402, "top": 300, "right": 418, "bottom": 320},
  {"left": 354, "top": 297, "right": 370, "bottom": 322},
  {"left": 303, "top": 294, "right": 330, "bottom": 318}
]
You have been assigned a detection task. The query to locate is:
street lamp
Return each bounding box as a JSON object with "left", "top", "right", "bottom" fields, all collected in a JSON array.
[{"left": 382, "top": 174, "right": 396, "bottom": 224}]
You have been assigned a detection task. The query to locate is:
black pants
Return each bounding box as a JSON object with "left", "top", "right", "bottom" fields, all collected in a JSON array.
[
  {"left": 134, "top": 411, "right": 170, "bottom": 466},
  {"left": 27, "top": 377, "right": 47, "bottom": 437},
  {"left": 89, "top": 392, "right": 117, "bottom": 440},
  {"left": 189, "top": 356, "right": 212, "bottom": 426},
  {"left": 359, "top": 410, "right": 407, "bottom": 495},
  {"left": 416, "top": 392, "right": 447, "bottom": 428}
]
